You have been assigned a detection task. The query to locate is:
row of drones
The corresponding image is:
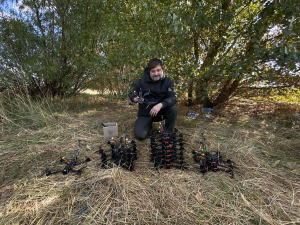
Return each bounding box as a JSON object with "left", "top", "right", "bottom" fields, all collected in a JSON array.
[{"left": 45, "top": 116, "right": 234, "bottom": 177}]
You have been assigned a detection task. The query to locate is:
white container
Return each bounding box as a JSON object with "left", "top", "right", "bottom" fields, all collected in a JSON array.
[{"left": 102, "top": 122, "right": 118, "bottom": 138}]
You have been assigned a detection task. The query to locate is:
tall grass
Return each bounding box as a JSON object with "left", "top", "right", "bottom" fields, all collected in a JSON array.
[{"left": 0, "top": 89, "right": 60, "bottom": 130}]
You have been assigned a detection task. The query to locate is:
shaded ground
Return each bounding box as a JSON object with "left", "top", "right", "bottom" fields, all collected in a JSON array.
[{"left": 0, "top": 94, "right": 299, "bottom": 224}]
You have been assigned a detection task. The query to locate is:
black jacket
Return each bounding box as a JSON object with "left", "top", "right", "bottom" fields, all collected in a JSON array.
[{"left": 129, "top": 67, "right": 177, "bottom": 116}]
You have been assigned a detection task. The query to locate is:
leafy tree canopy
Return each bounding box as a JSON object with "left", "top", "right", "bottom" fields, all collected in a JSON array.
[{"left": 0, "top": 0, "right": 299, "bottom": 107}]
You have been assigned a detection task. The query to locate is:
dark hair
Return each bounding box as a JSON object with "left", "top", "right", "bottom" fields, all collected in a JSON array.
[{"left": 147, "top": 58, "right": 164, "bottom": 70}]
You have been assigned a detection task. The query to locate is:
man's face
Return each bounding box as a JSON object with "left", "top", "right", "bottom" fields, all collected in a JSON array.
[{"left": 149, "top": 65, "right": 163, "bottom": 82}]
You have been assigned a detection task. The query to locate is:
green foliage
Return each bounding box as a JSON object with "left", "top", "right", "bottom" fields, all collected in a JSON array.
[
  {"left": 0, "top": 0, "right": 299, "bottom": 108},
  {"left": 0, "top": 0, "right": 108, "bottom": 97},
  {"left": 251, "top": 88, "right": 300, "bottom": 104}
]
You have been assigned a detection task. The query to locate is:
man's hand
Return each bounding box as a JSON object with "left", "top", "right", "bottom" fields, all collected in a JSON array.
[
  {"left": 150, "top": 103, "right": 163, "bottom": 117},
  {"left": 133, "top": 97, "right": 139, "bottom": 102},
  {"left": 133, "top": 97, "right": 144, "bottom": 103}
]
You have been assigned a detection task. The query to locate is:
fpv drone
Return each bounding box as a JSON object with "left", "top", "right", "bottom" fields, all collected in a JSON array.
[
  {"left": 192, "top": 133, "right": 233, "bottom": 175},
  {"left": 126, "top": 88, "right": 157, "bottom": 108},
  {"left": 45, "top": 140, "right": 91, "bottom": 176},
  {"left": 96, "top": 131, "right": 137, "bottom": 170},
  {"left": 150, "top": 116, "right": 185, "bottom": 170}
]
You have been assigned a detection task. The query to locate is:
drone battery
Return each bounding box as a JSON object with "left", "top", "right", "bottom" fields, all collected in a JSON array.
[{"left": 103, "top": 122, "right": 118, "bottom": 138}]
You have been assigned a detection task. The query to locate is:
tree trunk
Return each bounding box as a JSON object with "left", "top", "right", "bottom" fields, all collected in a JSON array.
[
  {"left": 195, "top": 0, "right": 231, "bottom": 105},
  {"left": 213, "top": 78, "right": 241, "bottom": 109},
  {"left": 194, "top": 39, "right": 222, "bottom": 105},
  {"left": 187, "top": 31, "right": 200, "bottom": 106},
  {"left": 187, "top": 80, "right": 193, "bottom": 106}
]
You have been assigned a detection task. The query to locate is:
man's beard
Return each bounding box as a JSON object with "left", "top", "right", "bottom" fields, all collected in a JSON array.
[{"left": 150, "top": 72, "right": 164, "bottom": 82}]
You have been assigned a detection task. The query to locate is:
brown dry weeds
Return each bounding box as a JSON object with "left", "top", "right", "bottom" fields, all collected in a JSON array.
[{"left": 0, "top": 96, "right": 299, "bottom": 225}]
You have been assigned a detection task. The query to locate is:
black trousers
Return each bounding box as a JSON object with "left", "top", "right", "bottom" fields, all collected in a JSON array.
[{"left": 134, "top": 105, "right": 177, "bottom": 140}]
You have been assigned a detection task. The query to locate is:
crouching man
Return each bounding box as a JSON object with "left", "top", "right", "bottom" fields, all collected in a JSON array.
[{"left": 128, "top": 58, "right": 177, "bottom": 140}]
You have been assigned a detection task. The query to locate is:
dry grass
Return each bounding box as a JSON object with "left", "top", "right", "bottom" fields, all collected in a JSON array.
[{"left": 0, "top": 93, "right": 300, "bottom": 224}]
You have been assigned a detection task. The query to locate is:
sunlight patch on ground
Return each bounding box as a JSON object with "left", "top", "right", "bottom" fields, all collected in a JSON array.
[{"left": 81, "top": 89, "right": 101, "bottom": 95}]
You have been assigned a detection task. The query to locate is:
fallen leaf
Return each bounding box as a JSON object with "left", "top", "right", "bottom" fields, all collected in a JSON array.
[
  {"left": 65, "top": 181, "right": 73, "bottom": 186},
  {"left": 213, "top": 198, "right": 222, "bottom": 206},
  {"left": 291, "top": 170, "right": 297, "bottom": 174},
  {"left": 252, "top": 194, "right": 259, "bottom": 200},
  {"left": 144, "top": 178, "right": 149, "bottom": 181},
  {"left": 195, "top": 188, "right": 203, "bottom": 202}
]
